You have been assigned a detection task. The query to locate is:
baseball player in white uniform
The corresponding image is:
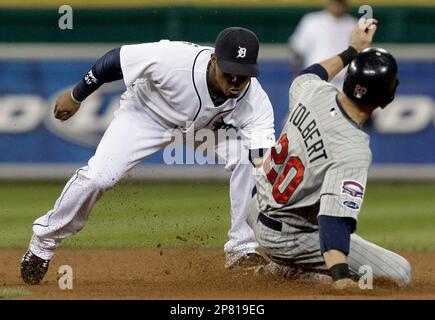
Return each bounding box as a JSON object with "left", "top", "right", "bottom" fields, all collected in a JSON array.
[
  {"left": 21, "top": 27, "right": 275, "bottom": 285},
  {"left": 247, "top": 19, "right": 411, "bottom": 289},
  {"left": 288, "top": 0, "right": 357, "bottom": 88}
]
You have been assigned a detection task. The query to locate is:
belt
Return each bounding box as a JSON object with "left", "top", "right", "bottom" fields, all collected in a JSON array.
[{"left": 258, "top": 212, "right": 282, "bottom": 232}]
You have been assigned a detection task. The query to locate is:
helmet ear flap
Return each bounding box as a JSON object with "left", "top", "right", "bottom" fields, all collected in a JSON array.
[{"left": 380, "top": 79, "right": 400, "bottom": 109}]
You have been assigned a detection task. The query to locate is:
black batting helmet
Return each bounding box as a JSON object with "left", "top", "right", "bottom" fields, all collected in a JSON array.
[{"left": 343, "top": 48, "right": 399, "bottom": 108}]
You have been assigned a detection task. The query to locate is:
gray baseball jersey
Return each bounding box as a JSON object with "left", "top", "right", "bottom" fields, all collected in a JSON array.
[
  {"left": 256, "top": 73, "right": 371, "bottom": 222},
  {"left": 247, "top": 72, "right": 411, "bottom": 287}
]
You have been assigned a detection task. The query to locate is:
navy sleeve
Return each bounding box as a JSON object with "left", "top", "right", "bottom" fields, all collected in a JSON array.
[
  {"left": 298, "top": 63, "right": 328, "bottom": 81},
  {"left": 72, "top": 48, "right": 123, "bottom": 102},
  {"left": 318, "top": 215, "right": 356, "bottom": 256}
]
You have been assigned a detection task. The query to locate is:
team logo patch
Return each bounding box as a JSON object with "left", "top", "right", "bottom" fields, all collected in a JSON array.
[
  {"left": 342, "top": 200, "right": 360, "bottom": 210},
  {"left": 237, "top": 46, "right": 247, "bottom": 58},
  {"left": 354, "top": 84, "right": 367, "bottom": 99},
  {"left": 84, "top": 70, "right": 98, "bottom": 85},
  {"left": 341, "top": 180, "right": 365, "bottom": 199}
]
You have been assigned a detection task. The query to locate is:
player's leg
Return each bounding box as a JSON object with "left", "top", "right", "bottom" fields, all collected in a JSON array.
[
  {"left": 214, "top": 135, "right": 264, "bottom": 269},
  {"left": 22, "top": 101, "right": 172, "bottom": 284},
  {"left": 259, "top": 231, "right": 412, "bottom": 287},
  {"left": 347, "top": 234, "right": 412, "bottom": 287},
  {"left": 225, "top": 158, "right": 262, "bottom": 268},
  {"left": 249, "top": 200, "right": 412, "bottom": 286},
  {"left": 252, "top": 212, "right": 325, "bottom": 267},
  {"left": 245, "top": 196, "right": 328, "bottom": 281},
  {"left": 30, "top": 105, "right": 172, "bottom": 259}
]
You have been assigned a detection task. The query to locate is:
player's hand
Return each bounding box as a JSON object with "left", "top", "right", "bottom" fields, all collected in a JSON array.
[
  {"left": 333, "top": 278, "right": 359, "bottom": 290},
  {"left": 54, "top": 91, "right": 81, "bottom": 121},
  {"left": 350, "top": 18, "right": 378, "bottom": 53}
]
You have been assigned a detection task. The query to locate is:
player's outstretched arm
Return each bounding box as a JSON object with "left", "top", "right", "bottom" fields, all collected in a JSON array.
[
  {"left": 318, "top": 215, "right": 359, "bottom": 289},
  {"left": 54, "top": 48, "right": 123, "bottom": 121},
  {"left": 318, "top": 18, "right": 378, "bottom": 81}
]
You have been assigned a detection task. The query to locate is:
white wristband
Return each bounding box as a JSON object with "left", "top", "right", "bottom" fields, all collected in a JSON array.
[{"left": 70, "top": 91, "right": 82, "bottom": 104}]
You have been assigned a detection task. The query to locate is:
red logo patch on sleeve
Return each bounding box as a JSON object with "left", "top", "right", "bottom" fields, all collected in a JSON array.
[{"left": 341, "top": 180, "right": 365, "bottom": 199}]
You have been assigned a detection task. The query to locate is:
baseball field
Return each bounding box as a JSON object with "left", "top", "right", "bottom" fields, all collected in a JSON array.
[{"left": 1, "top": 180, "right": 434, "bottom": 299}]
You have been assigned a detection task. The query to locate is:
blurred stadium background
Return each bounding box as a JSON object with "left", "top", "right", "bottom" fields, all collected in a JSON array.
[{"left": 0, "top": 0, "right": 434, "bottom": 252}]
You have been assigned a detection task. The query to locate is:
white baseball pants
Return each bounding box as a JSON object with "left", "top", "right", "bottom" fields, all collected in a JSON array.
[{"left": 30, "top": 97, "right": 257, "bottom": 260}]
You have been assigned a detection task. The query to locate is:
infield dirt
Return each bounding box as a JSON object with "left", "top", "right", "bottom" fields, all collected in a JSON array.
[{"left": 1, "top": 249, "right": 434, "bottom": 299}]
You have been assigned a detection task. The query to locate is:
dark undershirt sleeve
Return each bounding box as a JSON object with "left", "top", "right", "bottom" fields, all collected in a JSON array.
[
  {"left": 72, "top": 48, "right": 123, "bottom": 102},
  {"left": 298, "top": 63, "right": 328, "bottom": 81},
  {"left": 318, "top": 215, "right": 356, "bottom": 256}
]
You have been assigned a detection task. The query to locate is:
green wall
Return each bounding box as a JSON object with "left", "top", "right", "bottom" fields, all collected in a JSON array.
[{"left": 0, "top": 6, "right": 434, "bottom": 43}]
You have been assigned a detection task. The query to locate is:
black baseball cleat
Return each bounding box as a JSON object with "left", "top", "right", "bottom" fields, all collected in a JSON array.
[{"left": 21, "top": 249, "right": 50, "bottom": 285}]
